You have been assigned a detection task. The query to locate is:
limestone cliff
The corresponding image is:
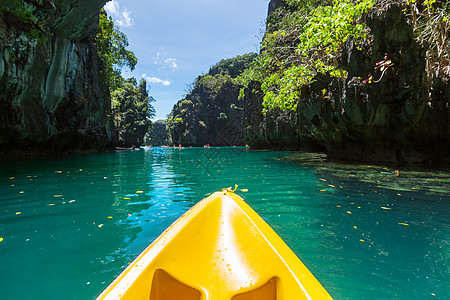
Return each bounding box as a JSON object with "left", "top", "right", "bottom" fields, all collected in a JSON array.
[
  {"left": 167, "top": 54, "right": 256, "bottom": 146},
  {"left": 243, "top": 2, "right": 449, "bottom": 164},
  {"left": 0, "top": 0, "right": 113, "bottom": 156}
]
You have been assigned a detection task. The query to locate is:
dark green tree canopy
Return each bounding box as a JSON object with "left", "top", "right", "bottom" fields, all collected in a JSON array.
[
  {"left": 95, "top": 9, "right": 138, "bottom": 91},
  {"left": 112, "top": 78, "right": 155, "bottom": 146}
]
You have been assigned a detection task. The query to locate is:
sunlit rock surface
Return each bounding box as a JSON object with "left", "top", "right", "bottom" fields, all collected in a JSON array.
[{"left": 243, "top": 2, "right": 449, "bottom": 164}]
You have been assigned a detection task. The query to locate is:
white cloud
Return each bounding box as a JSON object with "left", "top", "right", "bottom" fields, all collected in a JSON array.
[
  {"left": 104, "top": 0, "right": 134, "bottom": 28},
  {"left": 153, "top": 52, "right": 161, "bottom": 65},
  {"left": 117, "top": 9, "right": 133, "bottom": 27},
  {"left": 142, "top": 74, "right": 171, "bottom": 86},
  {"left": 104, "top": 0, "right": 119, "bottom": 15},
  {"left": 152, "top": 52, "right": 178, "bottom": 69},
  {"left": 164, "top": 58, "right": 178, "bottom": 69}
]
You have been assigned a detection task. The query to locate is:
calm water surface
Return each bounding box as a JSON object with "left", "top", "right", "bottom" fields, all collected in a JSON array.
[{"left": 0, "top": 147, "right": 448, "bottom": 299}]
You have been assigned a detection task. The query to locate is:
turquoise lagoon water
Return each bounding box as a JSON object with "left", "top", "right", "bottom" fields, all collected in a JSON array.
[{"left": 0, "top": 147, "right": 448, "bottom": 299}]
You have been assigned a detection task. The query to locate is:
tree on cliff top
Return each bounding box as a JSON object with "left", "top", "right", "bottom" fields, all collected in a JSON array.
[{"left": 95, "top": 9, "right": 137, "bottom": 92}]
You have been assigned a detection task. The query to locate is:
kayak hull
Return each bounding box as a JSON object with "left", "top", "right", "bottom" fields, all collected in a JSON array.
[{"left": 97, "top": 191, "right": 332, "bottom": 299}]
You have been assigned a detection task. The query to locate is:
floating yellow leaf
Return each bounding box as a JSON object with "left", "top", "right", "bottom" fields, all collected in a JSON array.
[
  {"left": 54, "top": 171, "right": 62, "bottom": 174},
  {"left": 360, "top": 239, "right": 365, "bottom": 242},
  {"left": 328, "top": 184, "right": 335, "bottom": 188},
  {"left": 381, "top": 207, "right": 392, "bottom": 210},
  {"left": 241, "top": 189, "right": 248, "bottom": 192},
  {"left": 10, "top": 184, "right": 15, "bottom": 187},
  {"left": 353, "top": 226, "right": 357, "bottom": 229},
  {"left": 107, "top": 216, "right": 113, "bottom": 219},
  {"left": 123, "top": 197, "right": 131, "bottom": 200},
  {"left": 19, "top": 191, "right": 24, "bottom": 194},
  {"left": 398, "top": 223, "right": 409, "bottom": 226},
  {"left": 79, "top": 169, "right": 83, "bottom": 172},
  {"left": 336, "top": 205, "right": 341, "bottom": 208},
  {"left": 69, "top": 200, "right": 75, "bottom": 203},
  {"left": 53, "top": 195, "right": 63, "bottom": 198},
  {"left": 319, "top": 178, "right": 326, "bottom": 182},
  {"left": 9, "top": 177, "right": 14, "bottom": 180},
  {"left": 320, "top": 189, "right": 326, "bottom": 192},
  {"left": 347, "top": 211, "right": 352, "bottom": 214},
  {"left": 48, "top": 204, "right": 55, "bottom": 206},
  {"left": 136, "top": 191, "right": 144, "bottom": 194},
  {"left": 98, "top": 224, "right": 104, "bottom": 228},
  {"left": 15, "top": 212, "right": 21, "bottom": 215},
  {"left": 0, "top": 238, "right": 3, "bottom": 242}
]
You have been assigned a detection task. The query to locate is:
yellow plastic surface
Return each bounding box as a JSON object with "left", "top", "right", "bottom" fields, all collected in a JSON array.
[{"left": 97, "top": 191, "right": 333, "bottom": 300}]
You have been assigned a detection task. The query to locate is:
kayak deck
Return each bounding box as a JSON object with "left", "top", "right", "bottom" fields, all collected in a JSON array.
[{"left": 97, "top": 190, "right": 332, "bottom": 299}]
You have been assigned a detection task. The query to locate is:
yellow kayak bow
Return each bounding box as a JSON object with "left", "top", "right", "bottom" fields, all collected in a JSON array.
[{"left": 97, "top": 190, "right": 333, "bottom": 299}]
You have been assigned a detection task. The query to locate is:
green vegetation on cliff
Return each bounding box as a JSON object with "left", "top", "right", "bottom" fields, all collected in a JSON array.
[
  {"left": 235, "top": 0, "right": 449, "bottom": 163},
  {"left": 238, "top": 0, "right": 375, "bottom": 112},
  {"left": 112, "top": 78, "right": 155, "bottom": 146},
  {"left": 95, "top": 10, "right": 155, "bottom": 146},
  {"left": 95, "top": 10, "right": 137, "bottom": 92},
  {"left": 239, "top": 0, "right": 449, "bottom": 113},
  {"left": 0, "top": 0, "right": 47, "bottom": 41}
]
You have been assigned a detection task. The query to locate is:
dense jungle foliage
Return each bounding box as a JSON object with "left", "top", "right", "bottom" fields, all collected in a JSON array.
[
  {"left": 237, "top": 0, "right": 375, "bottom": 112},
  {"left": 111, "top": 78, "right": 155, "bottom": 146},
  {"left": 95, "top": 10, "right": 155, "bottom": 146},
  {"left": 237, "top": 0, "right": 449, "bottom": 113}
]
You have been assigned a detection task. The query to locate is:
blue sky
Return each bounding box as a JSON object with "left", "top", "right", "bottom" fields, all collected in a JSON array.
[{"left": 104, "top": 0, "right": 269, "bottom": 120}]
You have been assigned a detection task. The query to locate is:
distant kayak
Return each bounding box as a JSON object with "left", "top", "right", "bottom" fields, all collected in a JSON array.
[
  {"left": 97, "top": 189, "right": 333, "bottom": 299},
  {"left": 115, "top": 147, "right": 139, "bottom": 150}
]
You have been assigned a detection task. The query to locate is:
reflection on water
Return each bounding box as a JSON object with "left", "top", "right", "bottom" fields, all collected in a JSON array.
[
  {"left": 283, "top": 152, "right": 450, "bottom": 194},
  {"left": 0, "top": 148, "right": 448, "bottom": 299}
]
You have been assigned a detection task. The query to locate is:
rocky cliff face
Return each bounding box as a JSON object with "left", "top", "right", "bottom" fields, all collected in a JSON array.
[
  {"left": 167, "top": 54, "right": 256, "bottom": 147},
  {"left": 244, "top": 3, "right": 449, "bottom": 164},
  {"left": 267, "top": 0, "right": 287, "bottom": 16},
  {"left": 169, "top": 81, "right": 244, "bottom": 146},
  {"left": 0, "top": 0, "right": 113, "bottom": 156}
]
